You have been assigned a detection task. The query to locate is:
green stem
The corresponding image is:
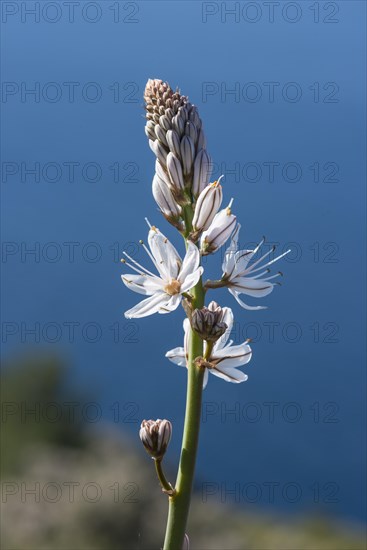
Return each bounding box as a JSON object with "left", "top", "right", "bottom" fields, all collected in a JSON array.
[
  {"left": 155, "top": 459, "right": 175, "bottom": 495},
  {"left": 163, "top": 279, "right": 205, "bottom": 550}
]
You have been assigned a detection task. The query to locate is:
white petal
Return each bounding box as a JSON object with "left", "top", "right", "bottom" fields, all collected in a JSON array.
[
  {"left": 229, "top": 289, "right": 267, "bottom": 311},
  {"left": 158, "top": 294, "right": 181, "bottom": 314},
  {"left": 148, "top": 228, "right": 181, "bottom": 280},
  {"left": 165, "top": 346, "right": 186, "bottom": 366},
  {"left": 178, "top": 241, "right": 200, "bottom": 283},
  {"left": 183, "top": 318, "right": 190, "bottom": 357},
  {"left": 166, "top": 318, "right": 190, "bottom": 367},
  {"left": 232, "top": 277, "right": 274, "bottom": 298},
  {"left": 210, "top": 366, "right": 248, "bottom": 384},
  {"left": 222, "top": 223, "right": 241, "bottom": 275},
  {"left": 201, "top": 208, "right": 236, "bottom": 253},
  {"left": 202, "top": 369, "right": 209, "bottom": 389},
  {"left": 180, "top": 267, "right": 204, "bottom": 293},
  {"left": 121, "top": 274, "right": 163, "bottom": 296},
  {"left": 213, "top": 342, "right": 252, "bottom": 368},
  {"left": 231, "top": 249, "right": 256, "bottom": 278},
  {"left": 124, "top": 292, "right": 168, "bottom": 319},
  {"left": 213, "top": 307, "right": 234, "bottom": 351}
]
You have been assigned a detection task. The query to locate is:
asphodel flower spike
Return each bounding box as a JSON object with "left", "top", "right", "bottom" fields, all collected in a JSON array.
[
  {"left": 119, "top": 78, "right": 291, "bottom": 550},
  {"left": 122, "top": 223, "right": 203, "bottom": 318}
]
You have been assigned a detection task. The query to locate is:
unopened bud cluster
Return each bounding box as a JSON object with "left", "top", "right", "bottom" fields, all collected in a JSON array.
[
  {"left": 139, "top": 419, "right": 172, "bottom": 460},
  {"left": 145, "top": 79, "right": 238, "bottom": 254},
  {"left": 191, "top": 301, "right": 228, "bottom": 342},
  {"left": 144, "top": 79, "right": 211, "bottom": 228}
]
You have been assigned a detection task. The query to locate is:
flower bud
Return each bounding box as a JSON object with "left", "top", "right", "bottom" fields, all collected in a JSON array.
[
  {"left": 166, "top": 129, "right": 181, "bottom": 158},
  {"left": 185, "top": 120, "right": 198, "bottom": 145},
  {"left": 167, "top": 152, "right": 185, "bottom": 192},
  {"left": 180, "top": 135, "right": 195, "bottom": 177},
  {"left": 192, "top": 180, "right": 223, "bottom": 235},
  {"left": 201, "top": 200, "right": 237, "bottom": 255},
  {"left": 191, "top": 301, "right": 228, "bottom": 342},
  {"left": 192, "top": 149, "right": 212, "bottom": 197},
  {"left": 152, "top": 175, "right": 182, "bottom": 222},
  {"left": 155, "top": 124, "right": 168, "bottom": 147},
  {"left": 139, "top": 419, "right": 172, "bottom": 460},
  {"left": 149, "top": 139, "right": 168, "bottom": 168}
]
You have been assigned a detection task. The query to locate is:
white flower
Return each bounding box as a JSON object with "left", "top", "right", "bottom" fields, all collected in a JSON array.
[
  {"left": 200, "top": 199, "right": 237, "bottom": 255},
  {"left": 122, "top": 225, "right": 203, "bottom": 318},
  {"left": 166, "top": 307, "right": 252, "bottom": 388},
  {"left": 221, "top": 224, "right": 290, "bottom": 310}
]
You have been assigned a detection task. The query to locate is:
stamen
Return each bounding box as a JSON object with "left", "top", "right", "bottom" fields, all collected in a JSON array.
[
  {"left": 122, "top": 251, "right": 156, "bottom": 277},
  {"left": 248, "top": 249, "right": 291, "bottom": 275},
  {"left": 140, "top": 241, "right": 162, "bottom": 274},
  {"left": 244, "top": 246, "right": 276, "bottom": 274},
  {"left": 251, "top": 269, "right": 270, "bottom": 279},
  {"left": 226, "top": 197, "right": 234, "bottom": 215},
  {"left": 261, "top": 272, "right": 283, "bottom": 282}
]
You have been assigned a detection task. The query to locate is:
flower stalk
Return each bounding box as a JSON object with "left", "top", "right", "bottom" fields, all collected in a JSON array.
[{"left": 163, "top": 278, "right": 205, "bottom": 550}]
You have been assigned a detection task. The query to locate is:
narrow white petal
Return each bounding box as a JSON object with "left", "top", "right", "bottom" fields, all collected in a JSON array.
[
  {"left": 148, "top": 228, "right": 182, "bottom": 279},
  {"left": 124, "top": 292, "right": 168, "bottom": 319},
  {"left": 165, "top": 347, "right": 186, "bottom": 367},
  {"left": 183, "top": 318, "right": 190, "bottom": 357},
  {"left": 213, "top": 342, "right": 252, "bottom": 368},
  {"left": 158, "top": 293, "right": 181, "bottom": 314},
  {"left": 213, "top": 307, "right": 234, "bottom": 351},
  {"left": 180, "top": 267, "right": 204, "bottom": 293},
  {"left": 178, "top": 241, "right": 200, "bottom": 283},
  {"left": 202, "top": 369, "right": 209, "bottom": 389},
  {"left": 121, "top": 274, "right": 163, "bottom": 296},
  {"left": 229, "top": 288, "right": 267, "bottom": 311},
  {"left": 232, "top": 277, "right": 274, "bottom": 298},
  {"left": 231, "top": 249, "right": 256, "bottom": 278},
  {"left": 210, "top": 367, "right": 248, "bottom": 384},
  {"left": 222, "top": 223, "right": 240, "bottom": 275}
]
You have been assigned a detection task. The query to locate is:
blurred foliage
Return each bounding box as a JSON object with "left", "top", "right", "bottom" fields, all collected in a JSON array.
[
  {"left": 1, "top": 353, "right": 86, "bottom": 475},
  {"left": 1, "top": 354, "right": 366, "bottom": 550}
]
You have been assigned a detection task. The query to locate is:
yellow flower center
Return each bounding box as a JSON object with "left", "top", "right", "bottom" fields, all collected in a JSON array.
[{"left": 164, "top": 279, "right": 181, "bottom": 296}]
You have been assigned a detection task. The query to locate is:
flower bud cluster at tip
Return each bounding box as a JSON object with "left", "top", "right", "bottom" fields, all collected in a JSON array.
[
  {"left": 191, "top": 301, "right": 228, "bottom": 343},
  {"left": 144, "top": 78, "right": 212, "bottom": 230},
  {"left": 139, "top": 418, "right": 172, "bottom": 460}
]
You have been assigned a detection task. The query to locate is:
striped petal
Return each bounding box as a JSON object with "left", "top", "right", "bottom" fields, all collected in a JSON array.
[
  {"left": 124, "top": 292, "right": 168, "bottom": 319},
  {"left": 121, "top": 274, "right": 164, "bottom": 296}
]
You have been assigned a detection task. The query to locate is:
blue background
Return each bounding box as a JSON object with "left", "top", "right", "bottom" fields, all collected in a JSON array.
[{"left": 1, "top": 0, "right": 366, "bottom": 523}]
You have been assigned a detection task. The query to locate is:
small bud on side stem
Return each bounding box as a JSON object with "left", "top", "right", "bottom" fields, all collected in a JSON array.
[
  {"left": 139, "top": 419, "right": 172, "bottom": 460},
  {"left": 139, "top": 419, "right": 176, "bottom": 496},
  {"left": 191, "top": 301, "right": 228, "bottom": 343}
]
